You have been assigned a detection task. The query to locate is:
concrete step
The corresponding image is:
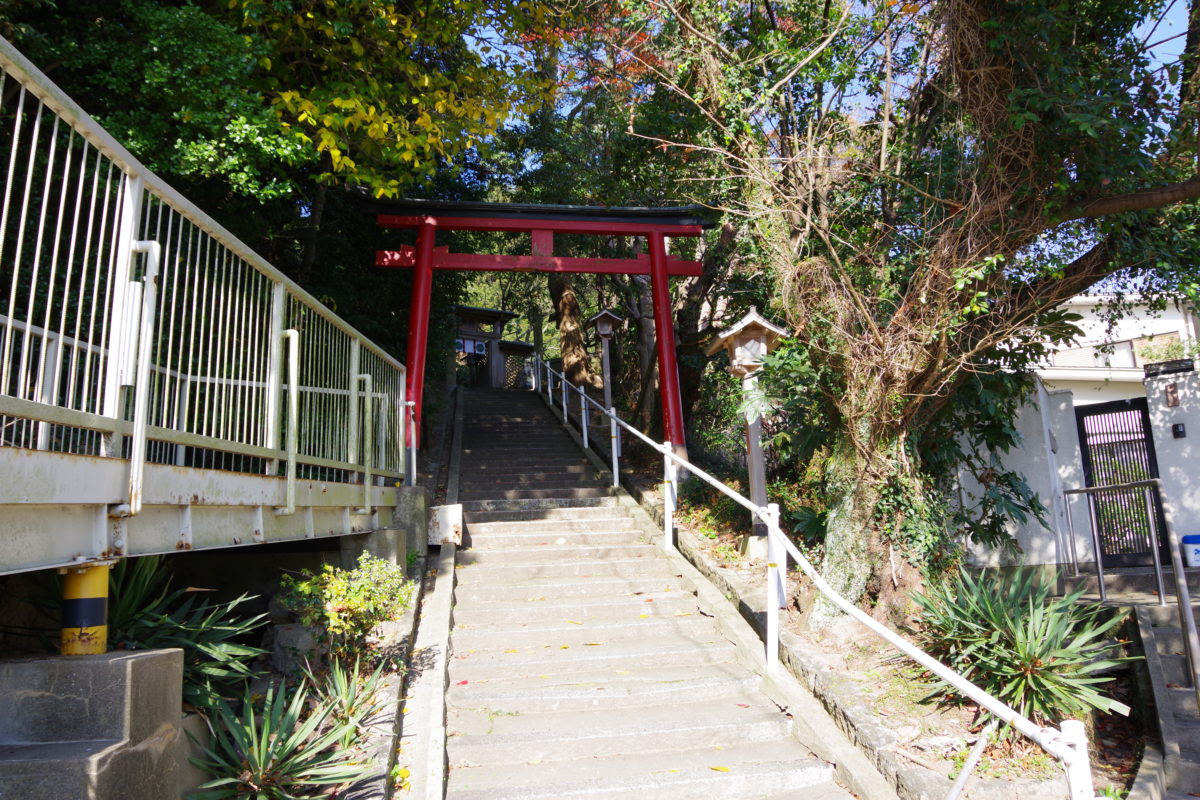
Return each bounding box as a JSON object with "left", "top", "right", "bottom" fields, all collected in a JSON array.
[
  {"left": 1167, "top": 686, "right": 1200, "bottom": 717},
  {"left": 447, "top": 688, "right": 785, "bottom": 763},
  {"left": 446, "top": 634, "right": 740, "bottom": 680},
  {"left": 464, "top": 529, "right": 643, "bottom": 550},
  {"left": 453, "top": 592, "right": 696, "bottom": 626},
  {"left": 458, "top": 543, "right": 656, "bottom": 566},
  {"left": 453, "top": 555, "right": 673, "bottom": 584},
  {"left": 459, "top": 478, "right": 608, "bottom": 492},
  {"left": 1066, "top": 568, "right": 1200, "bottom": 597},
  {"left": 453, "top": 573, "right": 686, "bottom": 603},
  {"left": 1142, "top": 603, "right": 1200, "bottom": 628},
  {"left": 458, "top": 487, "right": 612, "bottom": 501},
  {"left": 450, "top": 614, "right": 718, "bottom": 651},
  {"left": 1160, "top": 653, "right": 1193, "bottom": 687},
  {"left": 466, "top": 516, "right": 635, "bottom": 534},
  {"left": 1153, "top": 626, "right": 1193, "bottom": 656},
  {"left": 0, "top": 740, "right": 119, "bottom": 799},
  {"left": 446, "top": 662, "right": 759, "bottom": 714},
  {"left": 460, "top": 496, "right": 618, "bottom": 513},
  {"left": 444, "top": 739, "right": 834, "bottom": 800},
  {"left": 461, "top": 463, "right": 596, "bottom": 476},
  {"left": 460, "top": 471, "right": 601, "bottom": 485},
  {"left": 464, "top": 506, "right": 628, "bottom": 523}
]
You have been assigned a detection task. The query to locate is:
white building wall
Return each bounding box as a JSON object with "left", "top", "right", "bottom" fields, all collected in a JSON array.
[
  {"left": 972, "top": 374, "right": 1200, "bottom": 568},
  {"left": 1145, "top": 372, "right": 1200, "bottom": 535}
]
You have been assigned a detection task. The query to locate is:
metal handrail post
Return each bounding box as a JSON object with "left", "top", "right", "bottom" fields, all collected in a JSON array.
[
  {"left": 126, "top": 240, "right": 161, "bottom": 515},
  {"left": 609, "top": 407, "right": 619, "bottom": 488},
  {"left": 1157, "top": 481, "right": 1200, "bottom": 715},
  {"left": 1062, "top": 490, "right": 1081, "bottom": 577},
  {"left": 405, "top": 401, "right": 417, "bottom": 486},
  {"left": 662, "top": 441, "right": 677, "bottom": 551},
  {"left": 765, "top": 504, "right": 782, "bottom": 669},
  {"left": 580, "top": 389, "right": 589, "bottom": 449},
  {"left": 1086, "top": 492, "right": 1107, "bottom": 602},
  {"left": 275, "top": 329, "right": 299, "bottom": 515},
  {"left": 561, "top": 374, "right": 568, "bottom": 417},
  {"left": 1143, "top": 485, "right": 1168, "bottom": 606},
  {"left": 356, "top": 373, "right": 373, "bottom": 514}
]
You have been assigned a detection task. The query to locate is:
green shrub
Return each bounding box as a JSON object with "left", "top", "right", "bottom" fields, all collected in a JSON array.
[
  {"left": 911, "top": 569, "right": 1132, "bottom": 730},
  {"left": 189, "top": 680, "right": 368, "bottom": 799},
  {"left": 306, "top": 657, "right": 387, "bottom": 749},
  {"left": 108, "top": 556, "right": 266, "bottom": 710},
  {"left": 278, "top": 554, "right": 413, "bottom": 660}
]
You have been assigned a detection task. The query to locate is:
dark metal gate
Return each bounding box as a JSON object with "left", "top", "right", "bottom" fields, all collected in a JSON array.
[{"left": 1075, "top": 397, "right": 1167, "bottom": 568}]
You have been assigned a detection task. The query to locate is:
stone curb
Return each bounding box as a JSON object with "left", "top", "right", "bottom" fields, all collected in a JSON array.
[{"left": 341, "top": 554, "right": 426, "bottom": 800}]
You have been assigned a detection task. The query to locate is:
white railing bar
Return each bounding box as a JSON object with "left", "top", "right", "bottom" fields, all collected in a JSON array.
[
  {"left": 769, "top": 524, "right": 1075, "bottom": 756},
  {"left": 0, "top": 36, "right": 403, "bottom": 374},
  {"left": 126, "top": 240, "right": 161, "bottom": 515},
  {"left": 356, "top": 372, "right": 373, "bottom": 515},
  {"left": 276, "top": 329, "right": 299, "bottom": 515}
]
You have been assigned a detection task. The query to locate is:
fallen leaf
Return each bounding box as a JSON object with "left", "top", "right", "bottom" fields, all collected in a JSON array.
[
  {"left": 566, "top": 619, "right": 583, "bottom": 625},
  {"left": 456, "top": 680, "right": 468, "bottom": 686},
  {"left": 736, "top": 703, "right": 750, "bottom": 708},
  {"left": 584, "top": 642, "right": 603, "bottom": 646},
  {"left": 639, "top": 614, "right": 649, "bottom": 618},
  {"left": 504, "top": 649, "right": 519, "bottom": 654},
  {"left": 560, "top": 645, "right": 570, "bottom": 649},
  {"left": 710, "top": 766, "right": 730, "bottom": 772},
  {"left": 645, "top": 598, "right": 654, "bottom": 603}
]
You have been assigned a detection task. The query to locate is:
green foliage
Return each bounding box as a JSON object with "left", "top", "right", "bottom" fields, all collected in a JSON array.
[
  {"left": 124, "top": 592, "right": 267, "bottom": 711},
  {"left": 189, "top": 680, "right": 368, "bottom": 800},
  {"left": 106, "top": 557, "right": 266, "bottom": 711},
  {"left": 278, "top": 554, "right": 413, "bottom": 660},
  {"left": 912, "top": 569, "right": 1133, "bottom": 730},
  {"left": 306, "top": 658, "right": 388, "bottom": 749}
]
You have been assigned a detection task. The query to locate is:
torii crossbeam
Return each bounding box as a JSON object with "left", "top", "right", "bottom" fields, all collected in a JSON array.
[{"left": 370, "top": 199, "right": 712, "bottom": 456}]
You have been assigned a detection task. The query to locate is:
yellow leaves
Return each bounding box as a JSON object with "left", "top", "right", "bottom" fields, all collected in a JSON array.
[
  {"left": 710, "top": 766, "right": 730, "bottom": 772},
  {"left": 566, "top": 619, "right": 583, "bottom": 625}
]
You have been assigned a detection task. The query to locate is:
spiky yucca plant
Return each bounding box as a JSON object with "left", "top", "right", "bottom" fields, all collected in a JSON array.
[{"left": 912, "top": 569, "right": 1132, "bottom": 729}]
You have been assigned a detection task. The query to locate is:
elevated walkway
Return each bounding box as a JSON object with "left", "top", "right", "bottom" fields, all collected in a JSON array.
[{"left": 0, "top": 38, "right": 416, "bottom": 576}]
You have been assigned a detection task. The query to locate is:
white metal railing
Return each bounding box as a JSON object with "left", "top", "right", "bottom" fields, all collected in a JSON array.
[
  {"left": 1064, "top": 478, "right": 1200, "bottom": 715},
  {"left": 536, "top": 355, "right": 1100, "bottom": 800},
  {"left": 0, "top": 36, "right": 417, "bottom": 514}
]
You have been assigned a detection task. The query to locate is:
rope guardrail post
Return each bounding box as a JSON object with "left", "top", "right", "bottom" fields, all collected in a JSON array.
[
  {"left": 662, "top": 442, "right": 677, "bottom": 551},
  {"left": 1059, "top": 720, "right": 1094, "bottom": 800}
]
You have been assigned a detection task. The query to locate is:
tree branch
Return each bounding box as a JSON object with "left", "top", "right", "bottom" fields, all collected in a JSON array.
[{"left": 1058, "top": 173, "right": 1200, "bottom": 222}]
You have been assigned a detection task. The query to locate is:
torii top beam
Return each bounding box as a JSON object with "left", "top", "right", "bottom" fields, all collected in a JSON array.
[{"left": 371, "top": 199, "right": 711, "bottom": 276}]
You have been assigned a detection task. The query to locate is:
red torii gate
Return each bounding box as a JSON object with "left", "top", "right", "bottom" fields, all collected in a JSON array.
[{"left": 371, "top": 199, "right": 712, "bottom": 456}]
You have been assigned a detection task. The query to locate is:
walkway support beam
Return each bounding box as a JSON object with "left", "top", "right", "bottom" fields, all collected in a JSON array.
[
  {"left": 648, "top": 232, "right": 687, "bottom": 457},
  {"left": 405, "top": 218, "right": 437, "bottom": 449}
]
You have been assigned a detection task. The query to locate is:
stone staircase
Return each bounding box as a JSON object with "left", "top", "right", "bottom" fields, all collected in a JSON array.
[
  {"left": 1135, "top": 599, "right": 1200, "bottom": 798},
  {"left": 1069, "top": 569, "right": 1200, "bottom": 798},
  {"left": 443, "top": 388, "right": 850, "bottom": 799}
]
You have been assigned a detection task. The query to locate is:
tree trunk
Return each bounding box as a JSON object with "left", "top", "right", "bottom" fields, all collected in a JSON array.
[
  {"left": 632, "top": 275, "right": 660, "bottom": 433},
  {"left": 808, "top": 431, "right": 926, "bottom": 629},
  {"left": 548, "top": 273, "right": 597, "bottom": 387},
  {"left": 296, "top": 182, "right": 327, "bottom": 287}
]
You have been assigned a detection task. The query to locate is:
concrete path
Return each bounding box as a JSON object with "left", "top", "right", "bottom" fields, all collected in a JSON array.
[{"left": 442, "top": 388, "right": 851, "bottom": 799}]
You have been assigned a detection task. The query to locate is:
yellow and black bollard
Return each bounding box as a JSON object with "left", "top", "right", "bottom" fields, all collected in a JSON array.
[{"left": 60, "top": 563, "right": 110, "bottom": 655}]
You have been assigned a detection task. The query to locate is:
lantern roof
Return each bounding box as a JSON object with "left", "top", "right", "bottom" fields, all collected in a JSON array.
[
  {"left": 705, "top": 307, "right": 789, "bottom": 357},
  {"left": 586, "top": 309, "right": 625, "bottom": 328}
]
